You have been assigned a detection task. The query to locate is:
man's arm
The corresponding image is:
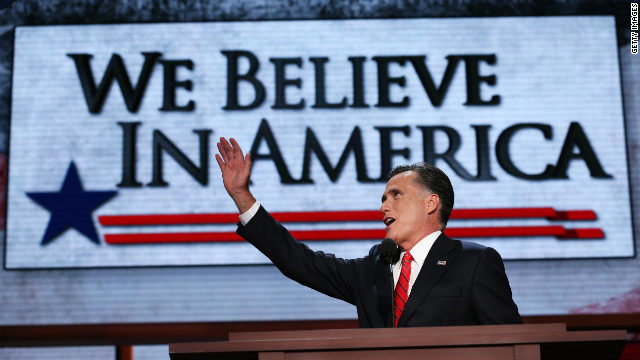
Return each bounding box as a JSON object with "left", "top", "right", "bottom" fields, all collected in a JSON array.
[
  {"left": 237, "top": 205, "right": 359, "bottom": 304},
  {"left": 215, "top": 137, "right": 359, "bottom": 304}
]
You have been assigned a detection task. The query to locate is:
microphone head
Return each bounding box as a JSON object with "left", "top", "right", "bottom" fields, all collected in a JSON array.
[{"left": 379, "top": 238, "right": 399, "bottom": 265}]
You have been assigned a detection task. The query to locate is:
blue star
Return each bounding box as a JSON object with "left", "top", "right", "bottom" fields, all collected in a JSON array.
[{"left": 26, "top": 162, "right": 117, "bottom": 245}]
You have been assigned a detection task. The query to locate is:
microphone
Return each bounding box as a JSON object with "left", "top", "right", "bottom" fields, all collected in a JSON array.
[
  {"left": 380, "top": 238, "right": 399, "bottom": 265},
  {"left": 379, "top": 238, "right": 399, "bottom": 328}
]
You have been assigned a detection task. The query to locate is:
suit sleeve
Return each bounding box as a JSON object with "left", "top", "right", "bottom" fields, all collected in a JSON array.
[
  {"left": 236, "top": 206, "right": 360, "bottom": 305},
  {"left": 471, "top": 247, "right": 523, "bottom": 324}
]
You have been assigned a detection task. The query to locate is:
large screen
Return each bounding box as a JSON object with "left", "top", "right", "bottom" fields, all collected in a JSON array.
[
  {"left": 6, "top": 17, "right": 632, "bottom": 268},
  {"left": 1, "top": 7, "right": 639, "bottom": 328}
]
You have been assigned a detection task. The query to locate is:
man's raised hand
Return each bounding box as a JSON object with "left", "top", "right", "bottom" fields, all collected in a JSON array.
[{"left": 215, "top": 137, "right": 256, "bottom": 213}]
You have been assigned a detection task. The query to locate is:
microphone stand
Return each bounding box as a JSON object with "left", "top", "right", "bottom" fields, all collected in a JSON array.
[
  {"left": 389, "top": 261, "right": 395, "bottom": 328},
  {"left": 380, "top": 238, "right": 398, "bottom": 328}
]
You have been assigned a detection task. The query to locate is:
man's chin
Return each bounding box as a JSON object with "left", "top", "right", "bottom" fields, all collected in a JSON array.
[{"left": 386, "top": 234, "right": 401, "bottom": 246}]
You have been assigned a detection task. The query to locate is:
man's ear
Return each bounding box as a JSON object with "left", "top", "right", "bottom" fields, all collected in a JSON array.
[{"left": 426, "top": 193, "right": 440, "bottom": 215}]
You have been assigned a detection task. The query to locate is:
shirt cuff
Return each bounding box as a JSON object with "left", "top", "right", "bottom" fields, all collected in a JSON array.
[{"left": 239, "top": 201, "right": 261, "bottom": 226}]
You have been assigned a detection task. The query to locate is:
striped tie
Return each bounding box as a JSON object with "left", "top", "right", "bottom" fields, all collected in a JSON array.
[{"left": 394, "top": 252, "right": 413, "bottom": 327}]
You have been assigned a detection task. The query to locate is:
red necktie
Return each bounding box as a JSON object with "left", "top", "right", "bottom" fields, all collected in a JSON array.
[{"left": 394, "top": 252, "right": 413, "bottom": 327}]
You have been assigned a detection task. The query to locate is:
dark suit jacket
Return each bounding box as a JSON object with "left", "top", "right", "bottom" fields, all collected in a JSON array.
[{"left": 237, "top": 206, "right": 522, "bottom": 328}]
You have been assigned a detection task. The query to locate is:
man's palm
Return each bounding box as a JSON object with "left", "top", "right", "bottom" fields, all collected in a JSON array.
[{"left": 215, "top": 137, "right": 252, "bottom": 197}]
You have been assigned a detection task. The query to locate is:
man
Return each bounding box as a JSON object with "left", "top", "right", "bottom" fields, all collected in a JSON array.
[{"left": 216, "top": 137, "right": 522, "bottom": 328}]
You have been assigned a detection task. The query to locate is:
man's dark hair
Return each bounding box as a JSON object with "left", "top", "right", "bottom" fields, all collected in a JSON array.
[{"left": 388, "top": 163, "right": 454, "bottom": 228}]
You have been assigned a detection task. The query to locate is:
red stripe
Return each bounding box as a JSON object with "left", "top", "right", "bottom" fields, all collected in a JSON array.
[
  {"left": 445, "top": 226, "right": 566, "bottom": 238},
  {"left": 104, "top": 229, "right": 384, "bottom": 244},
  {"left": 98, "top": 208, "right": 597, "bottom": 226},
  {"left": 103, "top": 226, "right": 604, "bottom": 244},
  {"left": 549, "top": 210, "right": 597, "bottom": 221},
  {"left": 452, "top": 208, "right": 556, "bottom": 219},
  {"left": 557, "top": 228, "right": 604, "bottom": 239},
  {"left": 274, "top": 211, "right": 382, "bottom": 222},
  {"left": 99, "top": 213, "right": 241, "bottom": 225},
  {"left": 99, "top": 211, "right": 381, "bottom": 225},
  {"left": 104, "top": 232, "right": 245, "bottom": 244}
]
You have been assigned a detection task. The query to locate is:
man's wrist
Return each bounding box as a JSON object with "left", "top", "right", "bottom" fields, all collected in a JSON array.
[
  {"left": 230, "top": 189, "right": 257, "bottom": 214},
  {"left": 239, "top": 201, "right": 261, "bottom": 226}
]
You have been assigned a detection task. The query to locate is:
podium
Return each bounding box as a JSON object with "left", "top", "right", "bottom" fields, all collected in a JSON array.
[{"left": 169, "top": 323, "right": 626, "bottom": 360}]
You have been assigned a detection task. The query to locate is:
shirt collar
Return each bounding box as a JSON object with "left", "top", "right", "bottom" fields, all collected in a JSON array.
[{"left": 401, "top": 230, "right": 441, "bottom": 267}]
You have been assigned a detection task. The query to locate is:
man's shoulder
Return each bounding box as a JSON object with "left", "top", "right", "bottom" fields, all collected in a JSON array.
[
  {"left": 361, "top": 243, "right": 393, "bottom": 267},
  {"left": 366, "top": 243, "right": 384, "bottom": 262},
  {"left": 446, "top": 236, "right": 505, "bottom": 263},
  {"left": 443, "top": 235, "right": 493, "bottom": 255},
  {"left": 458, "top": 239, "right": 488, "bottom": 252}
]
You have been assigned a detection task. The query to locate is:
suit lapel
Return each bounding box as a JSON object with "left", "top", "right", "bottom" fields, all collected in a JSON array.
[{"left": 397, "top": 234, "right": 456, "bottom": 327}]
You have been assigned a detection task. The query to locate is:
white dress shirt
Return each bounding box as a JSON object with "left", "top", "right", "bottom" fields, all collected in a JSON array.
[
  {"left": 239, "top": 201, "right": 261, "bottom": 225},
  {"left": 392, "top": 231, "right": 441, "bottom": 298}
]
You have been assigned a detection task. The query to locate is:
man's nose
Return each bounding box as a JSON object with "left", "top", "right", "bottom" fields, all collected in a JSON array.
[{"left": 380, "top": 201, "right": 388, "bottom": 213}]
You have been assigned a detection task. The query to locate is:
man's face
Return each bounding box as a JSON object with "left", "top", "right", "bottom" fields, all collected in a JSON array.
[{"left": 380, "top": 171, "right": 438, "bottom": 251}]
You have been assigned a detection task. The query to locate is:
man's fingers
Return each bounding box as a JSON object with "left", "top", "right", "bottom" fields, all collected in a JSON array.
[
  {"left": 244, "top": 153, "right": 252, "bottom": 173},
  {"left": 215, "top": 153, "right": 225, "bottom": 169},
  {"left": 220, "top": 137, "right": 235, "bottom": 160},
  {"left": 229, "top": 138, "right": 244, "bottom": 159},
  {"left": 217, "top": 138, "right": 249, "bottom": 173},
  {"left": 216, "top": 141, "right": 229, "bottom": 162}
]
